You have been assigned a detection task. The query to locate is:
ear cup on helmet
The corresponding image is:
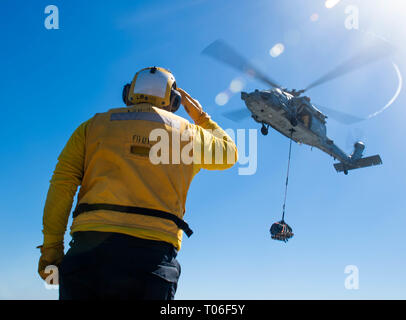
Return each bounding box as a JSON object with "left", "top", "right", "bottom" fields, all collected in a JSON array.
[
  {"left": 122, "top": 83, "right": 131, "bottom": 105},
  {"left": 169, "top": 88, "right": 182, "bottom": 113}
]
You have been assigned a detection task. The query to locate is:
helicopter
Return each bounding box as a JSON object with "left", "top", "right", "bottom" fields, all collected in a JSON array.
[{"left": 202, "top": 39, "right": 392, "bottom": 175}]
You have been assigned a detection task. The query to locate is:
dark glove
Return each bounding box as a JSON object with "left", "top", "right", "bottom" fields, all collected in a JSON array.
[{"left": 37, "top": 241, "right": 64, "bottom": 281}]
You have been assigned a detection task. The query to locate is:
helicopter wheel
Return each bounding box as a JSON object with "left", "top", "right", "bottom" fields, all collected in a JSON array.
[
  {"left": 290, "top": 117, "right": 298, "bottom": 127},
  {"left": 261, "top": 124, "right": 269, "bottom": 136},
  {"left": 344, "top": 170, "right": 348, "bottom": 175}
]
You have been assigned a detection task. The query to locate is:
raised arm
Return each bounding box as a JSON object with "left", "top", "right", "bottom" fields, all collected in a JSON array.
[{"left": 178, "top": 88, "right": 238, "bottom": 171}]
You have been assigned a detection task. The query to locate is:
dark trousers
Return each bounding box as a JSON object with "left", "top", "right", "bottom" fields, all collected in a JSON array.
[{"left": 59, "top": 231, "right": 181, "bottom": 300}]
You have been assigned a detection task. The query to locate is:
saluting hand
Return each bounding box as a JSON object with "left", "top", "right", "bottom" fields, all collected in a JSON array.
[{"left": 177, "top": 88, "right": 209, "bottom": 125}]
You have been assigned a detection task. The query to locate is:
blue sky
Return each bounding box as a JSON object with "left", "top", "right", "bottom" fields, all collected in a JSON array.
[{"left": 1, "top": 0, "right": 405, "bottom": 299}]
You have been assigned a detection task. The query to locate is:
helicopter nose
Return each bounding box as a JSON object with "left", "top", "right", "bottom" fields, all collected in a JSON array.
[{"left": 241, "top": 91, "right": 248, "bottom": 99}]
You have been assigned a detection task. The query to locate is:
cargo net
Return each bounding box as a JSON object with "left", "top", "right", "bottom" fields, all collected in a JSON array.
[{"left": 270, "top": 220, "right": 294, "bottom": 242}]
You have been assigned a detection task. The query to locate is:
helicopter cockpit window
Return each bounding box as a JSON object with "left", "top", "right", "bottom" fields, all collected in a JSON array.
[{"left": 298, "top": 104, "right": 311, "bottom": 129}]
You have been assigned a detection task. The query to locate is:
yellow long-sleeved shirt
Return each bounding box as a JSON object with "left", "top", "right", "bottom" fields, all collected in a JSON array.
[{"left": 42, "top": 110, "right": 237, "bottom": 246}]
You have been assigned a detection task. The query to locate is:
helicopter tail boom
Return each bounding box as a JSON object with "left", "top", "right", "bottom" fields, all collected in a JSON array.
[{"left": 334, "top": 154, "right": 382, "bottom": 174}]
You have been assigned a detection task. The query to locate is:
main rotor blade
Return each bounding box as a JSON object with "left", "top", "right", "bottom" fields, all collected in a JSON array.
[
  {"left": 305, "top": 42, "right": 395, "bottom": 92},
  {"left": 202, "top": 39, "right": 282, "bottom": 89},
  {"left": 222, "top": 107, "right": 252, "bottom": 122},
  {"left": 315, "top": 104, "right": 365, "bottom": 125}
]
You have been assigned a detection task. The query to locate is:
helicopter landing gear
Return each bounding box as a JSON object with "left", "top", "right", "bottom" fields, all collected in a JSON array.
[
  {"left": 261, "top": 123, "right": 269, "bottom": 136},
  {"left": 344, "top": 170, "right": 348, "bottom": 175},
  {"left": 289, "top": 117, "right": 298, "bottom": 127}
]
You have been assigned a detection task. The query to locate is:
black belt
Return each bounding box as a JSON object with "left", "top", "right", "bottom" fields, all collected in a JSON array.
[{"left": 73, "top": 203, "right": 193, "bottom": 237}]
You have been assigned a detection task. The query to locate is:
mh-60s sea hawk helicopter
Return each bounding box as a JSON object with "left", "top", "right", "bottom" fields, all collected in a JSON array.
[{"left": 202, "top": 40, "right": 391, "bottom": 175}]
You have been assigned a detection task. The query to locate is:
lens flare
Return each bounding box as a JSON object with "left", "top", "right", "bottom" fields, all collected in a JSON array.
[
  {"left": 325, "top": 0, "right": 341, "bottom": 9},
  {"left": 310, "top": 13, "right": 319, "bottom": 22},
  {"left": 269, "top": 43, "right": 285, "bottom": 58},
  {"left": 215, "top": 92, "right": 229, "bottom": 106},
  {"left": 229, "top": 78, "right": 244, "bottom": 93}
]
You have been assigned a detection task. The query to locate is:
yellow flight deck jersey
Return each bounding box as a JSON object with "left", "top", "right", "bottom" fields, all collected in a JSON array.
[{"left": 42, "top": 103, "right": 238, "bottom": 250}]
